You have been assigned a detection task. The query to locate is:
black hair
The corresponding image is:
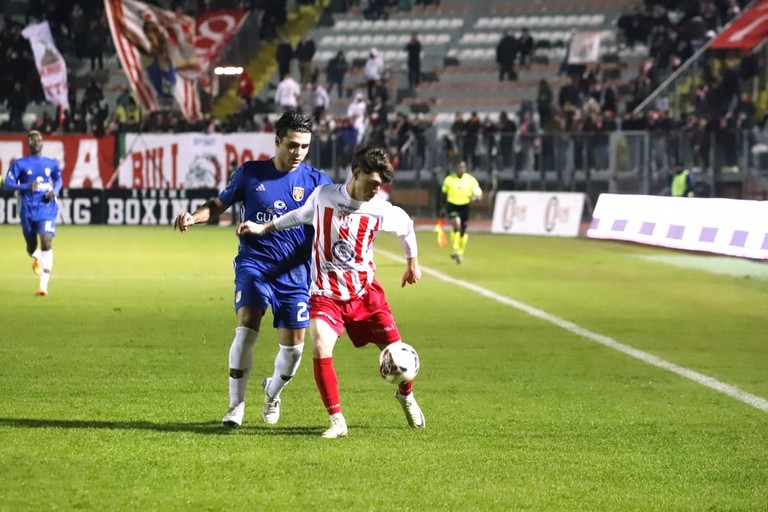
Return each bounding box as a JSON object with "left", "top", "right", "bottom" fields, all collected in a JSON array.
[
  {"left": 274, "top": 111, "right": 313, "bottom": 138},
  {"left": 351, "top": 145, "right": 394, "bottom": 184}
]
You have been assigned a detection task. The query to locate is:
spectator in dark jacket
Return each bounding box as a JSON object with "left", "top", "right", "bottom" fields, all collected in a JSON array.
[
  {"left": 326, "top": 50, "right": 348, "bottom": 98},
  {"left": 496, "top": 30, "right": 518, "bottom": 81}
]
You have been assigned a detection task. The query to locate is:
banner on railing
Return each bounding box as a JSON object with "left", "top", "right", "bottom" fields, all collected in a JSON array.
[
  {"left": 587, "top": 194, "right": 768, "bottom": 260},
  {"left": 709, "top": 0, "right": 768, "bottom": 51},
  {"left": 118, "top": 132, "right": 274, "bottom": 189},
  {"left": 491, "top": 191, "right": 585, "bottom": 237},
  {"left": 0, "top": 134, "right": 115, "bottom": 188},
  {"left": 0, "top": 188, "right": 216, "bottom": 225}
]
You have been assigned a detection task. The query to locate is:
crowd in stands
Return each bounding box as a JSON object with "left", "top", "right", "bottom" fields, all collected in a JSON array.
[{"left": 2, "top": 0, "right": 766, "bottom": 176}]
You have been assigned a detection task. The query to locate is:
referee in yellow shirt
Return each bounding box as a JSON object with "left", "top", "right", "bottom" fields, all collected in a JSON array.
[{"left": 441, "top": 161, "right": 482, "bottom": 264}]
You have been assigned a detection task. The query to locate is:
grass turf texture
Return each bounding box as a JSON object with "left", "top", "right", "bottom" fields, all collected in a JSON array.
[{"left": 0, "top": 225, "right": 766, "bottom": 511}]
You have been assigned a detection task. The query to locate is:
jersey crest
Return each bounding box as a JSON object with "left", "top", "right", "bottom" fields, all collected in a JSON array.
[{"left": 292, "top": 186, "right": 305, "bottom": 201}]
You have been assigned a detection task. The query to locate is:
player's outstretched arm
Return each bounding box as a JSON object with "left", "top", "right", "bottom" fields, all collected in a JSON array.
[
  {"left": 401, "top": 257, "right": 422, "bottom": 287},
  {"left": 174, "top": 198, "right": 228, "bottom": 232},
  {"left": 236, "top": 220, "right": 275, "bottom": 237}
]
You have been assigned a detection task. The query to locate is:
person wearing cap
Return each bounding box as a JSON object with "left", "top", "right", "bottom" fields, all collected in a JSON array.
[{"left": 3, "top": 130, "right": 62, "bottom": 296}]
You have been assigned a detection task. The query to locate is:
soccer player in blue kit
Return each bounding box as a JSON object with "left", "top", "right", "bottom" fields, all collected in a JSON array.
[
  {"left": 174, "top": 112, "right": 333, "bottom": 428},
  {"left": 3, "top": 130, "right": 62, "bottom": 296}
]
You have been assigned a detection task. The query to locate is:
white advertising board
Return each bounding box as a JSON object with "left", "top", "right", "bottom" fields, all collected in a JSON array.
[
  {"left": 491, "top": 191, "right": 585, "bottom": 237},
  {"left": 587, "top": 194, "right": 768, "bottom": 260}
]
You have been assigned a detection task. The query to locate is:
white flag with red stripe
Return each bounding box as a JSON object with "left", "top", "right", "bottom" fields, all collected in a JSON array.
[
  {"left": 21, "top": 21, "right": 70, "bottom": 112},
  {"left": 104, "top": 0, "right": 201, "bottom": 122}
]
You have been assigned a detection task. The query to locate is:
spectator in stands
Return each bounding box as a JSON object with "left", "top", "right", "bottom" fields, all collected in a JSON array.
[
  {"left": 497, "top": 111, "right": 516, "bottom": 169},
  {"left": 518, "top": 28, "right": 533, "bottom": 68},
  {"left": 116, "top": 96, "right": 142, "bottom": 131},
  {"left": 347, "top": 92, "right": 367, "bottom": 145},
  {"left": 463, "top": 112, "right": 481, "bottom": 170},
  {"left": 364, "top": 0, "right": 390, "bottom": 20},
  {"left": 364, "top": 48, "right": 385, "bottom": 101},
  {"left": 734, "top": 91, "right": 756, "bottom": 130},
  {"left": 86, "top": 16, "right": 109, "bottom": 71},
  {"left": 275, "top": 73, "right": 302, "bottom": 113},
  {"left": 558, "top": 75, "right": 580, "bottom": 111},
  {"left": 517, "top": 111, "right": 538, "bottom": 171},
  {"left": 481, "top": 115, "right": 497, "bottom": 169},
  {"left": 327, "top": 50, "right": 348, "bottom": 99},
  {"left": 7, "top": 81, "right": 28, "bottom": 132},
  {"left": 311, "top": 81, "right": 330, "bottom": 121},
  {"left": 237, "top": 68, "right": 255, "bottom": 106},
  {"left": 275, "top": 36, "right": 294, "bottom": 80},
  {"left": 295, "top": 34, "right": 316, "bottom": 86},
  {"left": 69, "top": 3, "right": 88, "bottom": 59},
  {"left": 404, "top": 32, "right": 422, "bottom": 90},
  {"left": 536, "top": 79, "right": 554, "bottom": 123},
  {"left": 495, "top": 30, "right": 518, "bottom": 81},
  {"left": 591, "top": 79, "right": 617, "bottom": 115}
]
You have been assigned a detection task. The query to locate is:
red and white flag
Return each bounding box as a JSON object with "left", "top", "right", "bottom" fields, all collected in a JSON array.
[
  {"left": 709, "top": 0, "right": 768, "bottom": 52},
  {"left": 104, "top": 0, "right": 201, "bottom": 122},
  {"left": 195, "top": 9, "right": 249, "bottom": 78},
  {"left": 21, "top": 21, "right": 70, "bottom": 112}
]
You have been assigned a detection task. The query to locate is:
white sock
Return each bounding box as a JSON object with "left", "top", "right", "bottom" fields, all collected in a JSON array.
[
  {"left": 228, "top": 326, "right": 259, "bottom": 407},
  {"left": 39, "top": 250, "right": 53, "bottom": 292},
  {"left": 32, "top": 249, "right": 42, "bottom": 260},
  {"left": 266, "top": 343, "right": 304, "bottom": 399}
]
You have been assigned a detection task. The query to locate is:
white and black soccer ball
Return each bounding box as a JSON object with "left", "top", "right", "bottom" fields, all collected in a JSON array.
[{"left": 379, "top": 342, "right": 420, "bottom": 384}]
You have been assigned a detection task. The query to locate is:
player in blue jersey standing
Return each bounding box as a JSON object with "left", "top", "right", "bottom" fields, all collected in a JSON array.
[
  {"left": 174, "top": 112, "right": 333, "bottom": 428},
  {"left": 3, "top": 130, "right": 62, "bottom": 296}
]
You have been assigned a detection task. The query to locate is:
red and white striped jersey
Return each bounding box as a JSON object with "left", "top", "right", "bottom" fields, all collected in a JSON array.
[{"left": 272, "top": 183, "right": 418, "bottom": 301}]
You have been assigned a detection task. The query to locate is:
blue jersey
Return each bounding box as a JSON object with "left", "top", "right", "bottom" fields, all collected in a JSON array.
[
  {"left": 3, "top": 154, "right": 62, "bottom": 221},
  {"left": 219, "top": 159, "right": 332, "bottom": 278}
]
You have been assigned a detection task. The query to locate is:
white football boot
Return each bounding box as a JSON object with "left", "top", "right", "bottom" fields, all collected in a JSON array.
[
  {"left": 321, "top": 415, "right": 348, "bottom": 438},
  {"left": 261, "top": 377, "right": 281, "bottom": 425},
  {"left": 395, "top": 391, "right": 425, "bottom": 429},
  {"left": 222, "top": 401, "right": 245, "bottom": 428}
]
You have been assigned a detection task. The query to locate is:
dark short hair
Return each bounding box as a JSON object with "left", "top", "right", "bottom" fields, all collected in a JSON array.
[
  {"left": 275, "top": 111, "right": 312, "bottom": 138},
  {"left": 351, "top": 145, "right": 394, "bottom": 184}
]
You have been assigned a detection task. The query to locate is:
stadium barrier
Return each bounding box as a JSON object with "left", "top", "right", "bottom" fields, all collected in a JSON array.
[
  {"left": 491, "top": 191, "right": 585, "bottom": 237},
  {"left": 587, "top": 194, "right": 768, "bottom": 260}
]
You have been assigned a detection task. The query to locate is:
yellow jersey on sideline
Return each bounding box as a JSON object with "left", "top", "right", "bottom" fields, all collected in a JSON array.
[{"left": 442, "top": 173, "right": 482, "bottom": 206}]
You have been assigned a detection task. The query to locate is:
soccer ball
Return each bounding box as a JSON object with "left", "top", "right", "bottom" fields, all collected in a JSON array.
[{"left": 379, "top": 342, "right": 420, "bottom": 384}]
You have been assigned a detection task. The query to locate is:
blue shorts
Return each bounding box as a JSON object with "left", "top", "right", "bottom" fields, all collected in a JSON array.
[
  {"left": 21, "top": 216, "right": 57, "bottom": 240},
  {"left": 233, "top": 256, "right": 310, "bottom": 329}
]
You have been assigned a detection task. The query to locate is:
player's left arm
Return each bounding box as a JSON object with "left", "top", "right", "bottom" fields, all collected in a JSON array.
[
  {"left": 382, "top": 204, "right": 421, "bottom": 287},
  {"left": 470, "top": 176, "right": 483, "bottom": 202},
  {"left": 45, "top": 161, "right": 63, "bottom": 202}
]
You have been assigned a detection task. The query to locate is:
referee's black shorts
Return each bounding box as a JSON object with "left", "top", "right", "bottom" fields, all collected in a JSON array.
[{"left": 447, "top": 202, "right": 470, "bottom": 225}]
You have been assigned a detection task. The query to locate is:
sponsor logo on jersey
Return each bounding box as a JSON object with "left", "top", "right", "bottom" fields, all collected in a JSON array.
[
  {"left": 292, "top": 187, "right": 305, "bottom": 201},
  {"left": 254, "top": 183, "right": 266, "bottom": 192},
  {"left": 331, "top": 240, "right": 355, "bottom": 262}
]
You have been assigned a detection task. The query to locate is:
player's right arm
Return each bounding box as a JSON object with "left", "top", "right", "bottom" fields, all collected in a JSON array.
[
  {"left": 174, "top": 197, "right": 229, "bottom": 232},
  {"left": 2, "top": 161, "right": 27, "bottom": 192}
]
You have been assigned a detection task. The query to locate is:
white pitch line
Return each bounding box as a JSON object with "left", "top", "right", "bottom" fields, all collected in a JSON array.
[{"left": 379, "top": 249, "right": 768, "bottom": 414}]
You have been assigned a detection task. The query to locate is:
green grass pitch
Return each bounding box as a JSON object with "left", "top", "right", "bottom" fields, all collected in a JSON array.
[{"left": 0, "top": 224, "right": 766, "bottom": 511}]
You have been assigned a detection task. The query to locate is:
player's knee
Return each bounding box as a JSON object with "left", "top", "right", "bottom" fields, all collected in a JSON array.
[{"left": 229, "top": 368, "right": 246, "bottom": 379}]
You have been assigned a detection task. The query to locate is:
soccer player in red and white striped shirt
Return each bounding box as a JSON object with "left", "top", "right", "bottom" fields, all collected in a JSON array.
[{"left": 238, "top": 145, "right": 425, "bottom": 438}]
